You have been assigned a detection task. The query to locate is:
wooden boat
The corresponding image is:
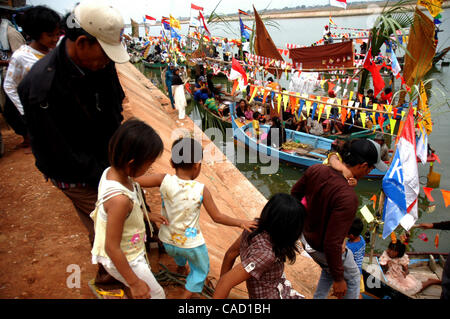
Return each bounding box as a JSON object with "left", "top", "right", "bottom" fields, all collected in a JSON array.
[
  {"left": 362, "top": 253, "right": 446, "bottom": 299},
  {"left": 142, "top": 60, "right": 168, "bottom": 69},
  {"left": 230, "top": 102, "right": 387, "bottom": 179}
]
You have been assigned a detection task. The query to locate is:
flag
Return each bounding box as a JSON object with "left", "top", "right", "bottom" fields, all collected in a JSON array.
[
  {"left": 145, "top": 15, "right": 156, "bottom": 25},
  {"left": 330, "top": 0, "right": 347, "bottom": 9},
  {"left": 239, "top": 16, "right": 250, "bottom": 41},
  {"left": 390, "top": 50, "right": 401, "bottom": 76},
  {"left": 416, "top": 127, "right": 428, "bottom": 165},
  {"left": 419, "top": 81, "right": 432, "bottom": 135},
  {"left": 329, "top": 15, "right": 337, "bottom": 25},
  {"left": 170, "top": 15, "right": 181, "bottom": 30},
  {"left": 171, "top": 27, "right": 181, "bottom": 41},
  {"left": 238, "top": 9, "right": 250, "bottom": 16},
  {"left": 417, "top": 0, "right": 443, "bottom": 17},
  {"left": 364, "top": 48, "right": 385, "bottom": 97},
  {"left": 191, "top": 3, "right": 204, "bottom": 11},
  {"left": 161, "top": 16, "right": 171, "bottom": 30},
  {"left": 130, "top": 18, "right": 140, "bottom": 38},
  {"left": 228, "top": 57, "right": 248, "bottom": 85},
  {"left": 382, "top": 110, "right": 419, "bottom": 239}
]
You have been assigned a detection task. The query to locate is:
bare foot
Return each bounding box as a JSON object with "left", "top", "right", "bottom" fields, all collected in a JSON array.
[{"left": 176, "top": 265, "right": 189, "bottom": 276}]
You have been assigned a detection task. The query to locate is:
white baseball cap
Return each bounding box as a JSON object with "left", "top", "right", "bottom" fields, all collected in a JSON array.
[{"left": 74, "top": 0, "right": 129, "bottom": 63}]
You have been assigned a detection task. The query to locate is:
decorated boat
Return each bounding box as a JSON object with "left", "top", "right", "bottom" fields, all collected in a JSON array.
[{"left": 230, "top": 102, "right": 387, "bottom": 179}]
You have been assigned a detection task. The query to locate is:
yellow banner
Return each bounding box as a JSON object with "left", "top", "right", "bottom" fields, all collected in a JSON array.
[
  {"left": 170, "top": 15, "right": 181, "bottom": 29},
  {"left": 417, "top": 0, "right": 443, "bottom": 17}
]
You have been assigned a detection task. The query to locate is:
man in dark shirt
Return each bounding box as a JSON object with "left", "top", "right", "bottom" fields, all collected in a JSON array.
[
  {"left": 291, "top": 139, "right": 388, "bottom": 299},
  {"left": 18, "top": 1, "right": 129, "bottom": 284}
]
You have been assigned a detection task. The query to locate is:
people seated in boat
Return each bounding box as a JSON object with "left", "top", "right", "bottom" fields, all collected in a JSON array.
[
  {"left": 193, "top": 76, "right": 210, "bottom": 104},
  {"left": 379, "top": 241, "right": 442, "bottom": 296},
  {"left": 252, "top": 112, "right": 262, "bottom": 142},
  {"left": 364, "top": 89, "right": 378, "bottom": 107},
  {"left": 236, "top": 99, "right": 247, "bottom": 118},
  {"left": 373, "top": 132, "right": 389, "bottom": 161},
  {"left": 244, "top": 104, "right": 254, "bottom": 121},
  {"left": 379, "top": 87, "right": 393, "bottom": 105},
  {"left": 306, "top": 117, "right": 324, "bottom": 136},
  {"left": 204, "top": 92, "right": 220, "bottom": 114},
  {"left": 266, "top": 117, "right": 286, "bottom": 149}
]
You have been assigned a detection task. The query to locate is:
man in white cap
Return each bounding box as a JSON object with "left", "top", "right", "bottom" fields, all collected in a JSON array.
[{"left": 18, "top": 0, "right": 129, "bottom": 286}]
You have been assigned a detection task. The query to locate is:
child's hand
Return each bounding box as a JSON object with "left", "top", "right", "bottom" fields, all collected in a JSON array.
[
  {"left": 149, "top": 213, "right": 169, "bottom": 225},
  {"left": 240, "top": 220, "right": 258, "bottom": 232},
  {"left": 130, "top": 279, "right": 150, "bottom": 299}
]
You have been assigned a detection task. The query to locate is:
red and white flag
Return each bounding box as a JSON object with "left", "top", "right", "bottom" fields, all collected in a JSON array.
[
  {"left": 145, "top": 15, "right": 156, "bottom": 25},
  {"left": 191, "top": 3, "right": 203, "bottom": 11},
  {"left": 198, "top": 10, "right": 210, "bottom": 34},
  {"left": 330, "top": 0, "right": 347, "bottom": 9},
  {"left": 228, "top": 57, "right": 248, "bottom": 86}
]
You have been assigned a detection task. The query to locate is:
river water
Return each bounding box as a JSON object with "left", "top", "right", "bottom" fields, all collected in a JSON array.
[{"left": 136, "top": 9, "right": 450, "bottom": 255}]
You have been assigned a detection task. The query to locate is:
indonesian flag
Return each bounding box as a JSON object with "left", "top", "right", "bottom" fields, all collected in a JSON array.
[
  {"left": 330, "top": 0, "right": 347, "bottom": 9},
  {"left": 382, "top": 110, "right": 419, "bottom": 238},
  {"left": 145, "top": 15, "right": 156, "bottom": 25},
  {"left": 228, "top": 57, "right": 248, "bottom": 86}
]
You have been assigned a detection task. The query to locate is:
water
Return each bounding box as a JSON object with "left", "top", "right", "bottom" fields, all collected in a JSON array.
[{"left": 136, "top": 9, "right": 450, "bottom": 255}]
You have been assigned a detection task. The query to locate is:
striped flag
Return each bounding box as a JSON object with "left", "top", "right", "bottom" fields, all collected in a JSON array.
[
  {"left": 145, "top": 15, "right": 156, "bottom": 25},
  {"left": 330, "top": 0, "right": 347, "bottom": 9},
  {"left": 238, "top": 9, "right": 250, "bottom": 16}
]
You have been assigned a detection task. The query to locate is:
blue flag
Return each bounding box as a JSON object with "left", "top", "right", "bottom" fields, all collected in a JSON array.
[
  {"left": 239, "top": 17, "right": 250, "bottom": 41},
  {"left": 170, "top": 27, "right": 181, "bottom": 40}
]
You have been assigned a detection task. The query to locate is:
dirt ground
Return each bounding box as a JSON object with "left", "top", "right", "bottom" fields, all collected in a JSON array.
[{"left": 0, "top": 119, "right": 199, "bottom": 299}]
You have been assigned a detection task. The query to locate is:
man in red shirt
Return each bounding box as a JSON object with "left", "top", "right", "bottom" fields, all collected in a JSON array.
[{"left": 291, "top": 139, "right": 388, "bottom": 299}]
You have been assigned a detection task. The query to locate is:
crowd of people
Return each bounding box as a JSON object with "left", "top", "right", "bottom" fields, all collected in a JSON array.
[{"left": 0, "top": 1, "right": 448, "bottom": 301}]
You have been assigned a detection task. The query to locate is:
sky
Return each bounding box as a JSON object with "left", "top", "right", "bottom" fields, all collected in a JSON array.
[{"left": 27, "top": 0, "right": 383, "bottom": 22}]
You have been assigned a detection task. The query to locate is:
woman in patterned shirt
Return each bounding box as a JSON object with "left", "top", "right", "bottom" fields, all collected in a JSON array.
[{"left": 213, "top": 193, "right": 306, "bottom": 299}]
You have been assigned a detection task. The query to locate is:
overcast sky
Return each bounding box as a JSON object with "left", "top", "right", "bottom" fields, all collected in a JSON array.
[{"left": 27, "top": 0, "right": 382, "bottom": 21}]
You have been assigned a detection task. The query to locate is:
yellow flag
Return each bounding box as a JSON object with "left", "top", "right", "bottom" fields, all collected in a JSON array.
[
  {"left": 390, "top": 118, "right": 396, "bottom": 135},
  {"left": 349, "top": 91, "right": 354, "bottom": 101},
  {"left": 419, "top": 81, "right": 432, "bottom": 134},
  {"left": 417, "top": 0, "right": 443, "bottom": 17},
  {"left": 277, "top": 93, "right": 282, "bottom": 113},
  {"left": 306, "top": 100, "right": 312, "bottom": 117},
  {"left": 318, "top": 104, "right": 324, "bottom": 121},
  {"left": 360, "top": 112, "right": 366, "bottom": 128},
  {"left": 249, "top": 86, "right": 259, "bottom": 103},
  {"left": 170, "top": 15, "right": 181, "bottom": 30}
]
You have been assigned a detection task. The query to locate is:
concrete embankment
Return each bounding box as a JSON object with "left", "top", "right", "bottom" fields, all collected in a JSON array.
[{"left": 116, "top": 62, "right": 322, "bottom": 298}]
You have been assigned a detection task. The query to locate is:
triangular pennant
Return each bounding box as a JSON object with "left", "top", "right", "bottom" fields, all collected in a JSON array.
[
  {"left": 423, "top": 187, "right": 434, "bottom": 202},
  {"left": 231, "top": 80, "right": 239, "bottom": 95},
  {"left": 341, "top": 107, "right": 348, "bottom": 125},
  {"left": 282, "top": 92, "right": 289, "bottom": 111},
  {"left": 390, "top": 118, "right": 396, "bottom": 135},
  {"left": 360, "top": 112, "right": 366, "bottom": 128},
  {"left": 370, "top": 194, "right": 377, "bottom": 210},
  {"left": 378, "top": 116, "right": 385, "bottom": 133},
  {"left": 298, "top": 99, "right": 305, "bottom": 118},
  {"left": 306, "top": 100, "right": 312, "bottom": 117},
  {"left": 277, "top": 93, "right": 282, "bottom": 113},
  {"left": 262, "top": 88, "right": 270, "bottom": 104},
  {"left": 441, "top": 189, "right": 450, "bottom": 207},
  {"left": 311, "top": 102, "right": 318, "bottom": 119},
  {"left": 318, "top": 104, "right": 325, "bottom": 121}
]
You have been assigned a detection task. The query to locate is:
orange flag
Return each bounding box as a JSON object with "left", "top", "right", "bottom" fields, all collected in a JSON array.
[
  {"left": 341, "top": 108, "right": 348, "bottom": 125},
  {"left": 423, "top": 187, "right": 434, "bottom": 202},
  {"left": 262, "top": 88, "right": 270, "bottom": 104},
  {"left": 370, "top": 194, "right": 377, "bottom": 210},
  {"left": 231, "top": 80, "right": 239, "bottom": 95},
  {"left": 441, "top": 189, "right": 450, "bottom": 207}
]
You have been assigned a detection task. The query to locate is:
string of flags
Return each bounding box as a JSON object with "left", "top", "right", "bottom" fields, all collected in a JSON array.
[{"left": 360, "top": 185, "right": 449, "bottom": 248}]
